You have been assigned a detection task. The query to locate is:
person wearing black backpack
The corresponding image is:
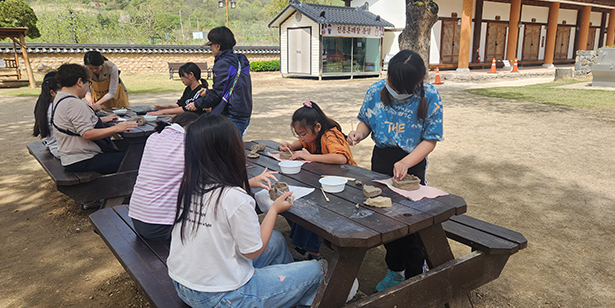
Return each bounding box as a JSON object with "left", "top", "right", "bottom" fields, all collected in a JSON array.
[
  {"left": 52, "top": 63, "right": 138, "bottom": 174},
  {"left": 185, "top": 26, "right": 252, "bottom": 136}
]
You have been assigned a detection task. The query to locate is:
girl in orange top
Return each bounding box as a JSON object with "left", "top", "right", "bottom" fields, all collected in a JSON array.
[
  {"left": 279, "top": 101, "right": 356, "bottom": 166},
  {"left": 279, "top": 101, "right": 357, "bottom": 260}
]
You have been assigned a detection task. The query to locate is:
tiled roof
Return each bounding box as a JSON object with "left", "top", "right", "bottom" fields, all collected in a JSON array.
[
  {"left": 270, "top": 0, "right": 393, "bottom": 28},
  {"left": 0, "top": 43, "right": 280, "bottom": 54}
]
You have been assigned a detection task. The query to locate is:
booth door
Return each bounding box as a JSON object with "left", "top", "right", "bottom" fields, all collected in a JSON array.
[
  {"left": 555, "top": 26, "right": 571, "bottom": 60},
  {"left": 288, "top": 27, "right": 311, "bottom": 75},
  {"left": 587, "top": 28, "right": 596, "bottom": 50},
  {"left": 440, "top": 20, "right": 461, "bottom": 64},
  {"left": 485, "top": 22, "right": 507, "bottom": 62},
  {"left": 522, "top": 25, "right": 541, "bottom": 61}
]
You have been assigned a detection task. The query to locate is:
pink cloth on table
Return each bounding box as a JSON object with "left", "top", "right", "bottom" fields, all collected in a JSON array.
[
  {"left": 267, "top": 149, "right": 312, "bottom": 163},
  {"left": 373, "top": 178, "right": 449, "bottom": 201}
]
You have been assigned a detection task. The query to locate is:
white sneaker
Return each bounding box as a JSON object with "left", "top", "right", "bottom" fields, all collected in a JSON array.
[{"left": 346, "top": 278, "right": 359, "bottom": 303}]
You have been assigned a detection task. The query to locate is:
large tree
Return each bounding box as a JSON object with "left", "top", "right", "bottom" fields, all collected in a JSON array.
[
  {"left": 0, "top": 0, "right": 40, "bottom": 38},
  {"left": 398, "top": 0, "right": 438, "bottom": 68}
]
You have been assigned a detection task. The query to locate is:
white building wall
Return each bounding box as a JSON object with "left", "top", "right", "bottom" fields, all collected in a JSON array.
[
  {"left": 590, "top": 11, "right": 602, "bottom": 26},
  {"left": 521, "top": 5, "right": 549, "bottom": 23},
  {"left": 559, "top": 9, "right": 577, "bottom": 24},
  {"left": 437, "top": 0, "right": 465, "bottom": 19},
  {"left": 429, "top": 21, "right": 442, "bottom": 64},
  {"left": 483, "top": 2, "right": 511, "bottom": 21},
  {"left": 361, "top": 0, "right": 405, "bottom": 57},
  {"left": 281, "top": 12, "right": 320, "bottom": 76}
]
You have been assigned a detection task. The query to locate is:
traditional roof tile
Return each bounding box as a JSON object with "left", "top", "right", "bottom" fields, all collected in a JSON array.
[{"left": 269, "top": 0, "right": 393, "bottom": 28}]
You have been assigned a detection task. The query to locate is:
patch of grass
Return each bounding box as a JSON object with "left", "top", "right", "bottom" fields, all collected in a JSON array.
[
  {"left": 0, "top": 72, "right": 206, "bottom": 97},
  {"left": 466, "top": 80, "right": 615, "bottom": 111}
]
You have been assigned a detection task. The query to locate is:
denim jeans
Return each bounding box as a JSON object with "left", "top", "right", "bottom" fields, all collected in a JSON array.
[
  {"left": 173, "top": 231, "right": 324, "bottom": 308},
  {"left": 289, "top": 222, "right": 321, "bottom": 254},
  {"left": 227, "top": 115, "right": 250, "bottom": 138}
]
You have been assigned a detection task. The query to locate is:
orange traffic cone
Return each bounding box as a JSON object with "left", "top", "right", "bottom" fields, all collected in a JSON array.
[
  {"left": 511, "top": 58, "right": 519, "bottom": 73},
  {"left": 489, "top": 58, "right": 497, "bottom": 73},
  {"left": 434, "top": 67, "right": 443, "bottom": 85}
]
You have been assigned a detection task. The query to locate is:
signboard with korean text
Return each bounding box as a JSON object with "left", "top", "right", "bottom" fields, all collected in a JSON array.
[{"left": 321, "top": 24, "right": 384, "bottom": 38}]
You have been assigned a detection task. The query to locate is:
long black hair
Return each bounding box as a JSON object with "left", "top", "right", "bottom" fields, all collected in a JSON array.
[
  {"left": 291, "top": 101, "right": 344, "bottom": 154},
  {"left": 83, "top": 50, "right": 107, "bottom": 66},
  {"left": 154, "top": 112, "right": 199, "bottom": 133},
  {"left": 175, "top": 114, "right": 251, "bottom": 242},
  {"left": 380, "top": 50, "right": 428, "bottom": 120},
  {"left": 33, "top": 72, "right": 61, "bottom": 138},
  {"left": 179, "top": 62, "right": 208, "bottom": 88}
]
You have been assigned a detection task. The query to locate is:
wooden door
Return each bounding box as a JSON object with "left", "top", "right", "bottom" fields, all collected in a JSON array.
[
  {"left": 587, "top": 28, "right": 596, "bottom": 50},
  {"left": 288, "top": 27, "right": 311, "bottom": 74},
  {"left": 485, "top": 23, "right": 507, "bottom": 61},
  {"left": 522, "top": 25, "right": 541, "bottom": 61},
  {"left": 440, "top": 20, "right": 461, "bottom": 64},
  {"left": 554, "top": 26, "right": 571, "bottom": 59}
]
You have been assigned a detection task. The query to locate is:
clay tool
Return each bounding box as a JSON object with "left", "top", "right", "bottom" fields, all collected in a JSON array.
[
  {"left": 284, "top": 145, "right": 294, "bottom": 156},
  {"left": 320, "top": 187, "right": 330, "bottom": 202}
]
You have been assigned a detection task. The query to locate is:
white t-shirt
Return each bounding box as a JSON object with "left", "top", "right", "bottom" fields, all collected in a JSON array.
[{"left": 167, "top": 186, "right": 262, "bottom": 292}]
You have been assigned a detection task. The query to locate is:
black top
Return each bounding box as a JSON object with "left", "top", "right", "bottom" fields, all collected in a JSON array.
[{"left": 178, "top": 84, "right": 205, "bottom": 115}]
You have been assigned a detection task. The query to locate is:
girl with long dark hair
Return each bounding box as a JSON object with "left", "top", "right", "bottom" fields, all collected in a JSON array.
[
  {"left": 32, "top": 71, "right": 61, "bottom": 158},
  {"left": 347, "top": 50, "right": 444, "bottom": 292},
  {"left": 167, "top": 114, "right": 325, "bottom": 307},
  {"left": 148, "top": 62, "right": 209, "bottom": 116}
]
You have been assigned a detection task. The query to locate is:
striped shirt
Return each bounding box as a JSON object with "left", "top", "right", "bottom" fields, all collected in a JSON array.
[{"left": 128, "top": 124, "right": 186, "bottom": 225}]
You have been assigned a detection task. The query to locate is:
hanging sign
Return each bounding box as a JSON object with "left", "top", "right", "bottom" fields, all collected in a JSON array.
[{"left": 321, "top": 24, "right": 385, "bottom": 38}]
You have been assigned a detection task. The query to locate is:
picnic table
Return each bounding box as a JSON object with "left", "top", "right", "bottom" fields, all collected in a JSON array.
[{"left": 244, "top": 140, "right": 527, "bottom": 308}]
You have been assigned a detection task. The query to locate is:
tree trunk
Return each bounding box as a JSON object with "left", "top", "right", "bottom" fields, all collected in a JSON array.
[{"left": 399, "top": 0, "right": 439, "bottom": 69}]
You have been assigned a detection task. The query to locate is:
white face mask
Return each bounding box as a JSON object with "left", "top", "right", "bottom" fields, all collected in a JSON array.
[{"left": 385, "top": 83, "right": 413, "bottom": 101}]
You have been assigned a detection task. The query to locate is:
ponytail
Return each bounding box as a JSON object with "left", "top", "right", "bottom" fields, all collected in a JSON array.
[
  {"left": 291, "top": 101, "right": 343, "bottom": 154},
  {"left": 33, "top": 72, "right": 60, "bottom": 138}
]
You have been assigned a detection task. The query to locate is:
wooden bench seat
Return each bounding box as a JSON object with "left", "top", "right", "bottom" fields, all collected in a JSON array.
[
  {"left": 168, "top": 62, "right": 211, "bottom": 80},
  {"left": 90, "top": 205, "right": 188, "bottom": 308},
  {"left": 27, "top": 141, "right": 138, "bottom": 205}
]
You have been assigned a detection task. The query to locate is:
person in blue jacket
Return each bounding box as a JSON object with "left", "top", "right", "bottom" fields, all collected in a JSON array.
[{"left": 186, "top": 26, "right": 253, "bottom": 136}]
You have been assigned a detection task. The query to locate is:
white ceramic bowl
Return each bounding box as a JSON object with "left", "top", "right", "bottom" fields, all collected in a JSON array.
[
  {"left": 143, "top": 115, "right": 157, "bottom": 122},
  {"left": 319, "top": 176, "right": 348, "bottom": 193},
  {"left": 113, "top": 109, "right": 128, "bottom": 116},
  {"left": 278, "top": 161, "right": 303, "bottom": 174}
]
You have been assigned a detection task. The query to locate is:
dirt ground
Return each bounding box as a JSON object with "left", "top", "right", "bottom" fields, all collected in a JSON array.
[{"left": 1, "top": 72, "right": 614, "bottom": 307}]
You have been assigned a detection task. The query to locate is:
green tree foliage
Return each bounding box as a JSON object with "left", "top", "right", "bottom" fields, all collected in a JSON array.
[{"left": 0, "top": 0, "right": 41, "bottom": 38}]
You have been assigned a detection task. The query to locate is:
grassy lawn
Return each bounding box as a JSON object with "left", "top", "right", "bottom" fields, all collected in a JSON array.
[
  {"left": 466, "top": 80, "right": 615, "bottom": 111},
  {"left": 0, "top": 72, "right": 203, "bottom": 97}
]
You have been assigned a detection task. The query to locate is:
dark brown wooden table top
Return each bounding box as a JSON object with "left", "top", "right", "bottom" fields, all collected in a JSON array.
[{"left": 244, "top": 140, "right": 467, "bottom": 249}]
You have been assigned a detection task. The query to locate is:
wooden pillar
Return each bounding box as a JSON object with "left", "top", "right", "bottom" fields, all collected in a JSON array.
[
  {"left": 472, "top": 0, "right": 484, "bottom": 63},
  {"left": 18, "top": 34, "right": 36, "bottom": 88},
  {"left": 599, "top": 12, "right": 607, "bottom": 48},
  {"left": 607, "top": 9, "right": 615, "bottom": 46},
  {"left": 456, "top": 0, "right": 473, "bottom": 73},
  {"left": 576, "top": 6, "right": 592, "bottom": 51},
  {"left": 543, "top": 2, "right": 560, "bottom": 68},
  {"left": 506, "top": 0, "right": 521, "bottom": 61}
]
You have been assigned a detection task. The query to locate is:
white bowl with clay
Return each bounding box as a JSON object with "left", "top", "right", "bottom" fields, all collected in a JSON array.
[
  {"left": 278, "top": 161, "right": 303, "bottom": 174},
  {"left": 319, "top": 176, "right": 348, "bottom": 193},
  {"left": 113, "top": 109, "right": 127, "bottom": 116}
]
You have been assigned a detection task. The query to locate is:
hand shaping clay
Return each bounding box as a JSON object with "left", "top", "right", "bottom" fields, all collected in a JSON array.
[
  {"left": 362, "top": 185, "right": 382, "bottom": 198},
  {"left": 364, "top": 196, "right": 392, "bottom": 208},
  {"left": 392, "top": 174, "right": 420, "bottom": 191},
  {"left": 269, "top": 182, "right": 289, "bottom": 201}
]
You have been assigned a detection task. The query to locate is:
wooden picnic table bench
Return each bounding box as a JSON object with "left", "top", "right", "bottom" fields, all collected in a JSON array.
[
  {"left": 168, "top": 62, "right": 211, "bottom": 80},
  {"left": 89, "top": 205, "right": 188, "bottom": 308}
]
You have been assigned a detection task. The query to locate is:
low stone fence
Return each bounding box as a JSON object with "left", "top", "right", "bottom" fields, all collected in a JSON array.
[
  {"left": 575, "top": 50, "right": 598, "bottom": 77},
  {"left": 0, "top": 43, "right": 280, "bottom": 74}
]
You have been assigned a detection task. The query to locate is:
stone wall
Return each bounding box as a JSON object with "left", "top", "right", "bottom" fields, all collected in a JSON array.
[
  {"left": 575, "top": 50, "right": 598, "bottom": 77},
  {"left": 0, "top": 43, "right": 280, "bottom": 74}
]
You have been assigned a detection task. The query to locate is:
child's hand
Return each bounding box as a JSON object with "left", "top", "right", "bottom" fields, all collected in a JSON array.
[
  {"left": 198, "top": 88, "right": 207, "bottom": 97},
  {"left": 185, "top": 102, "right": 197, "bottom": 111},
  {"left": 347, "top": 131, "right": 364, "bottom": 146},
  {"left": 146, "top": 111, "right": 162, "bottom": 116},
  {"left": 290, "top": 151, "right": 312, "bottom": 161},
  {"left": 249, "top": 168, "right": 278, "bottom": 190},
  {"left": 278, "top": 142, "right": 294, "bottom": 151},
  {"left": 393, "top": 160, "right": 409, "bottom": 181},
  {"left": 271, "top": 191, "right": 293, "bottom": 213}
]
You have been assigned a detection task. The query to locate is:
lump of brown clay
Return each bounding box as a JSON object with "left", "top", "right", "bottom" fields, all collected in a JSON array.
[
  {"left": 251, "top": 143, "right": 266, "bottom": 152},
  {"left": 128, "top": 116, "right": 147, "bottom": 126},
  {"left": 279, "top": 151, "right": 292, "bottom": 159},
  {"left": 355, "top": 180, "right": 363, "bottom": 185},
  {"left": 392, "top": 174, "right": 420, "bottom": 191},
  {"left": 269, "top": 182, "right": 290, "bottom": 201},
  {"left": 363, "top": 185, "right": 382, "bottom": 198},
  {"left": 364, "top": 196, "right": 392, "bottom": 208},
  {"left": 247, "top": 152, "right": 259, "bottom": 158}
]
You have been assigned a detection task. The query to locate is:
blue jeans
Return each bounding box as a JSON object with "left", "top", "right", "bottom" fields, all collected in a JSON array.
[
  {"left": 227, "top": 115, "right": 250, "bottom": 138},
  {"left": 289, "top": 223, "right": 321, "bottom": 254},
  {"left": 173, "top": 231, "right": 324, "bottom": 308}
]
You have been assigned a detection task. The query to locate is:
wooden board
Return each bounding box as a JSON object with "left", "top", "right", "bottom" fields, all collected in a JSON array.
[
  {"left": 442, "top": 220, "right": 519, "bottom": 255},
  {"left": 450, "top": 215, "right": 527, "bottom": 249},
  {"left": 27, "top": 142, "right": 99, "bottom": 186}
]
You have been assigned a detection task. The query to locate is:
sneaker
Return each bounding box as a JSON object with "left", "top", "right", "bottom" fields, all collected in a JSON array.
[
  {"left": 293, "top": 247, "right": 322, "bottom": 261},
  {"left": 79, "top": 199, "right": 103, "bottom": 210},
  {"left": 317, "top": 258, "right": 328, "bottom": 275},
  {"left": 375, "top": 270, "right": 404, "bottom": 292}
]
